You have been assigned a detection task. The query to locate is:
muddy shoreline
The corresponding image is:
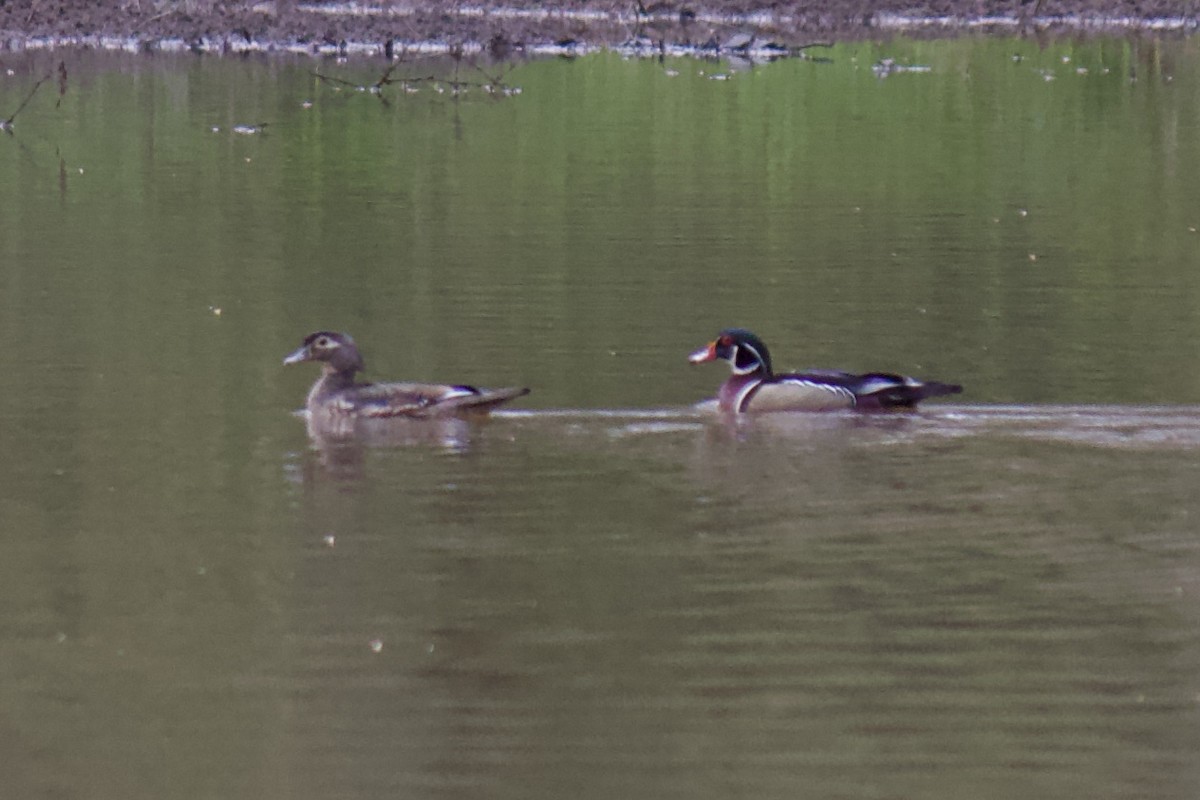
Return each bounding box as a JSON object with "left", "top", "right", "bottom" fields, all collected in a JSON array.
[{"left": 0, "top": 1, "right": 1195, "bottom": 59}]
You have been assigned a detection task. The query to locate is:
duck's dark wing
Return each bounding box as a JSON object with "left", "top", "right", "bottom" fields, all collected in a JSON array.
[{"left": 791, "top": 370, "right": 962, "bottom": 409}]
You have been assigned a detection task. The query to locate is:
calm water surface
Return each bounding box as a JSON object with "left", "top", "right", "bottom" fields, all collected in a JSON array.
[{"left": 1, "top": 37, "right": 1199, "bottom": 799}]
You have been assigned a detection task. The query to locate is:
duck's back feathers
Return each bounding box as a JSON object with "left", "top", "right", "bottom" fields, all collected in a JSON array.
[
  {"left": 320, "top": 381, "right": 530, "bottom": 419},
  {"left": 835, "top": 372, "right": 963, "bottom": 410},
  {"left": 719, "top": 367, "right": 963, "bottom": 414},
  {"left": 735, "top": 376, "right": 857, "bottom": 412}
]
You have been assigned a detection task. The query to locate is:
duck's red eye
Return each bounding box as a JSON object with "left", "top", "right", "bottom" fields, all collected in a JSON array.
[{"left": 719, "top": 335, "right": 733, "bottom": 346}]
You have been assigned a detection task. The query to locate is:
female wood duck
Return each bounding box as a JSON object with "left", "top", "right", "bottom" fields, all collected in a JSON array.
[
  {"left": 688, "top": 328, "right": 962, "bottom": 413},
  {"left": 284, "top": 331, "right": 529, "bottom": 418}
]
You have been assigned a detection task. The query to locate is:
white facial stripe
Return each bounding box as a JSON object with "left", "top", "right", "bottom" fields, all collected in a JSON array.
[{"left": 731, "top": 342, "right": 764, "bottom": 375}]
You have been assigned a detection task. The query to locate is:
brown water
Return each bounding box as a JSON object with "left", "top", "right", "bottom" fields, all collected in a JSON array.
[{"left": 1, "top": 38, "right": 1199, "bottom": 799}]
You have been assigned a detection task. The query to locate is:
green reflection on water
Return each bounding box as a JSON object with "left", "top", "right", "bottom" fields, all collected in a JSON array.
[{"left": 2, "top": 38, "right": 1199, "bottom": 411}]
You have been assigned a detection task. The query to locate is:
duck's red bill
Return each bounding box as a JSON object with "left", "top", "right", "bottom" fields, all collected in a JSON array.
[{"left": 688, "top": 342, "right": 717, "bottom": 363}]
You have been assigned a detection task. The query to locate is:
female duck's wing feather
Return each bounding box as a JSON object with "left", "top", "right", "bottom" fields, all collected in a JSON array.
[{"left": 345, "top": 382, "right": 530, "bottom": 418}]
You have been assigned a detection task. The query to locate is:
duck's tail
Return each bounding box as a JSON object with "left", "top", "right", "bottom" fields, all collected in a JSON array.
[
  {"left": 880, "top": 380, "right": 962, "bottom": 409},
  {"left": 856, "top": 374, "right": 962, "bottom": 410},
  {"left": 439, "top": 386, "right": 531, "bottom": 415}
]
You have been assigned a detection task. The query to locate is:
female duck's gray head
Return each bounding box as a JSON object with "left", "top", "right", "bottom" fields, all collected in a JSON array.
[{"left": 283, "top": 331, "right": 366, "bottom": 375}]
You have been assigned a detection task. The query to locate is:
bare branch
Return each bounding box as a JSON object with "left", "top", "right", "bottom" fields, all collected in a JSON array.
[
  {"left": 55, "top": 60, "right": 68, "bottom": 109},
  {"left": 2, "top": 73, "right": 51, "bottom": 132}
]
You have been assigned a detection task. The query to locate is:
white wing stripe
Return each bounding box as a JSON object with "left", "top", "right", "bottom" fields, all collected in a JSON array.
[{"left": 776, "top": 378, "right": 857, "bottom": 400}]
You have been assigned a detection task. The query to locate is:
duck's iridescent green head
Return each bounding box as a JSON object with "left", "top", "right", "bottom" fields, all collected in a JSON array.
[{"left": 688, "top": 328, "right": 773, "bottom": 376}]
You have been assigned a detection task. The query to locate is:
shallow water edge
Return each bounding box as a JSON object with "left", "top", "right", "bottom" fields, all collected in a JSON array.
[{"left": 1, "top": 1, "right": 1197, "bottom": 60}]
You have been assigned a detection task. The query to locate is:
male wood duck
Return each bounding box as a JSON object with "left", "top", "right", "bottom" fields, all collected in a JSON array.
[
  {"left": 688, "top": 328, "right": 962, "bottom": 413},
  {"left": 284, "top": 331, "right": 529, "bottom": 418}
]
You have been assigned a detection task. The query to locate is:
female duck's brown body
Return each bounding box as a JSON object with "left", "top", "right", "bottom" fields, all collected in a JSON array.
[
  {"left": 284, "top": 331, "right": 529, "bottom": 418},
  {"left": 689, "top": 328, "right": 961, "bottom": 413}
]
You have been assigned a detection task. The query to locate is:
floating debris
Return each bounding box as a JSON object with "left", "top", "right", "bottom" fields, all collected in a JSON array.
[
  {"left": 369, "top": 638, "right": 383, "bottom": 653},
  {"left": 722, "top": 32, "right": 755, "bottom": 52},
  {"left": 232, "top": 123, "right": 267, "bottom": 135},
  {"left": 872, "top": 58, "right": 932, "bottom": 78}
]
